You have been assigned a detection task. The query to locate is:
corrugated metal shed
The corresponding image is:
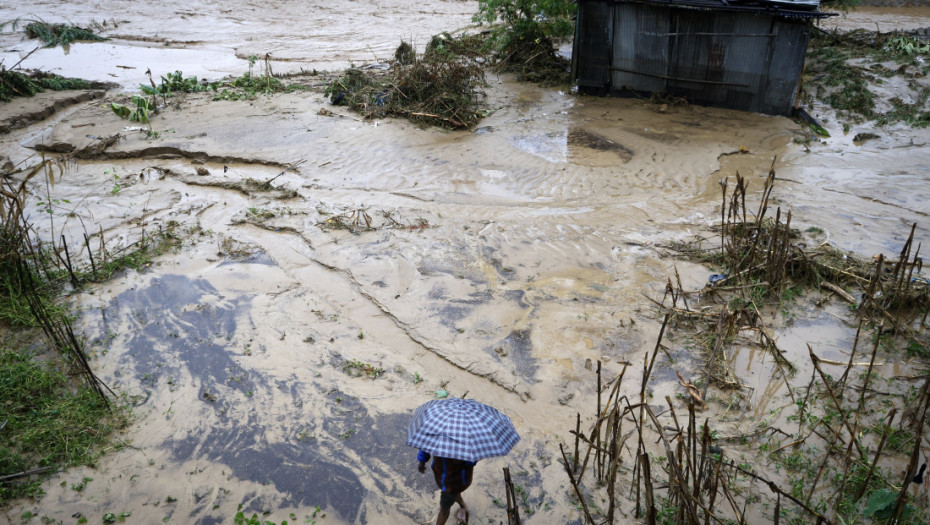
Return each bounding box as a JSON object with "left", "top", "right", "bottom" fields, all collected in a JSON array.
[{"left": 573, "top": 0, "right": 832, "bottom": 115}]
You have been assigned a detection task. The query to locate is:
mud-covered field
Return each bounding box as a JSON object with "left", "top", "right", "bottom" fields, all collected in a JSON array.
[{"left": 1, "top": 2, "right": 929, "bottom": 524}]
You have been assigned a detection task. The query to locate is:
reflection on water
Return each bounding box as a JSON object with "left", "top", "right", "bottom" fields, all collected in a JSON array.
[{"left": 510, "top": 131, "right": 567, "bottom": 163}]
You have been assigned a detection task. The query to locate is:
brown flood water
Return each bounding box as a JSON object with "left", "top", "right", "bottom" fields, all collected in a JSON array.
[{"left": 1, "top": 1, "right": 928, "bottom": 524}]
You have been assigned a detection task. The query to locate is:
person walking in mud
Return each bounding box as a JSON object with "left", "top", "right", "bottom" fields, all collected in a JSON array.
[{"left": 417, "top": 450, "right": 473, "bottom": 524}]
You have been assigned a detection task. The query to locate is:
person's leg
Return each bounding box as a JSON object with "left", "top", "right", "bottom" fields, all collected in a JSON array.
[
  {"left": 436, "top": 491, "right": 456, "bottom": 525},
  {"left": 435, "top": 506, "right": 451, "bottom": 525},
  {"left": 454, "top": 493, "right": 469, "bottom": 523}
]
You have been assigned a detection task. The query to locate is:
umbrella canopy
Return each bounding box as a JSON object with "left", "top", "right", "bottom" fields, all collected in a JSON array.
[{"left": 407, "top": 398, "right": 520, "bottom": 463}]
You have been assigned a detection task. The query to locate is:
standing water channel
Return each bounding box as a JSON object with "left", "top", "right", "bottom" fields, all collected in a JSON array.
[{"left": 1, "top": 1, "right": 928, "bottom": 523}]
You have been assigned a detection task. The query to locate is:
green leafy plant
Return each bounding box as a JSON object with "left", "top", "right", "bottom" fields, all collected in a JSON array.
[
  {"left": 863, "top": 488, "right": 915, "bottom": 520},
  {"left": 343, "top": 358, "right": 384, "bottom": 378},
  {"left": 141, "top": 70, "right": 216, "bottom": 97},
  {"left": 71, "top": 476, "right": 93, "bottom": 492},
  {"left": 106, "top": 168, "right": 121, "bottom": 195},
  {"left": 213, "top": 55, "right": 283, "bottom": 101},
  {"left": 473, "top": 0, "right": 574, "bottom": 82},
  {"left": 110, "top": 95, "right": 156, "bottom": 123},
  {"left": 885, "top": 35, "right": 930, "bottom": 58},
  {"left": 474, "top": 0, "right": 576, "bottom": 39},
  {"left": 102, "top": 511, "right": 131, "bottom": 523}
]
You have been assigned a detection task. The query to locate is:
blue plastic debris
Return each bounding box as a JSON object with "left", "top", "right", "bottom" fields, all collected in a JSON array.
[{"left": 709, "top": 273, "right": 728, "bottom": 285}]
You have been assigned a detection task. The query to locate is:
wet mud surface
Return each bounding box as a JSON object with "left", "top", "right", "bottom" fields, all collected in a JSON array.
[{"left": 2, "top": 2, "right": 929, "bottom": 524}]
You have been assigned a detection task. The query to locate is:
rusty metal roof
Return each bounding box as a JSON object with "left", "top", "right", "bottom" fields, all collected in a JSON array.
[{"left": 586, "top": 0, "right": 836, "bottom": 19}]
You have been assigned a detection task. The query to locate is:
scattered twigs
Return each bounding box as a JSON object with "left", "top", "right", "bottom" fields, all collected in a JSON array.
[{"left": 264, "top": 158, "right": 306, "bottom": 187}]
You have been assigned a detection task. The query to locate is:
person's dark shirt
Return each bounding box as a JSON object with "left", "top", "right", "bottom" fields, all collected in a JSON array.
[{"left": 417, "top": 451, "right": 476, "bottom": 493}]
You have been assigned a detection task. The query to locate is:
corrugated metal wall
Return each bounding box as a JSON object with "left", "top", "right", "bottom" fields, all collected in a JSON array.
[{"left": 574, "top": 0, "right": 811, "bottom": 115}]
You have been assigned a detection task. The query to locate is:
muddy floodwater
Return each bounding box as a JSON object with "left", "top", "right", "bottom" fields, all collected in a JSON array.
[{"left": 1, "top": 1, "right": 929, "bottom": 524}]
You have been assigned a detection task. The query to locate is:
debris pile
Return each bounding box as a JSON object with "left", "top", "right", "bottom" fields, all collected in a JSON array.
[{"left": 326, "top": 40, "right": 485, "bottom": 129}]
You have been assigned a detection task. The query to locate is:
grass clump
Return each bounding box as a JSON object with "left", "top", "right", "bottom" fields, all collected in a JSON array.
[
  {"left": 326, "top": 43, "right": 485, "bottom": 129},
  {"left": 0, "top": 19, "right": 107, "bottom": 49},
  {"left": 0, "top": 70, "right": 92, "bottom": 103},
  {"left": 0, "top": 226, "right": 52, "bottom": 327},
  {"left": 0, "top": 346, "right": 127, "bottom": 504},
  {"left": 213, "top": 55, "right": 284, "bottom": 101}
]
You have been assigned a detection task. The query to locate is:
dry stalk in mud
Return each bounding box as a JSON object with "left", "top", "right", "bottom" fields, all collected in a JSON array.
[
  {"left": 792, "top": 338, "right": 930, "bottom": 524},
  {"left": 858, "top": 224, "right": 928, "bottom": 333},
  {"left": 653, "top": 281, "right": 791, "bottom": 407},
  {"left": 560, "top": 316, "right": 930, "bottom": 524},
  {"left": 560, "top": 349, "right": 831, "bottom": 524},
  {"left": 503, "top": 467, "right": 523, "bottom": 525},
  {"left": 1, "top": 162, "right": 113, "bottom": 406},
  {"left": 668, "top": 158, "right": 927, "bottom": 334},
  {"left": 564, "top": 240, "right": 928, "bottom": 524}
]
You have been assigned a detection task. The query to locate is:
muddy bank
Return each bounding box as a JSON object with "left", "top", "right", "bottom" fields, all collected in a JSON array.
[
  {"left": 817, "top": 5, "right": 930, "bottom": 31},
  {"left": 1, "top": 3, "right": 928, "bottom": 525}
]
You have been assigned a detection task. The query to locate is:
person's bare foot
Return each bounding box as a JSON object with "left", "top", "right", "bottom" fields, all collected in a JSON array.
[{"left": 455, "top": 507, "right": 469, "bottom": 524}]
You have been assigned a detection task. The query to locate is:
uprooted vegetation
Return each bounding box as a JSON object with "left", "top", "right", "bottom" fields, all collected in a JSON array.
[
  {"left": 317, "top": 207, "right": 432, "bottom": 234},
  {"left": 669, "top": 158, "right": 928, "bottom": 332},
  {"left": 109, "top": 57, "right": 289, "bottom": 128},
  {"left": 803, "top": 28, "right": 930, "bottom": 128},
  {"left": 0, "top": 69, "right": 96, "bottom": 103},
  {"left": 325, "top": 42, "right": 486, "bottom": 129},
  {"left": 0, "top": 18, "right": 108, "bottom": 49},
  {"left": 562, "top": 159, "right": 929, "bottom": 524},
  {"left": 325, "top": 0, "right": 576, "bottom": 129}
]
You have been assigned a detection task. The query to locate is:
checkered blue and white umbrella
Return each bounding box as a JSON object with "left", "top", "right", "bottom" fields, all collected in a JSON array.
[{"left": 407, "top": 398, "right": 520, "bottom": 463}]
